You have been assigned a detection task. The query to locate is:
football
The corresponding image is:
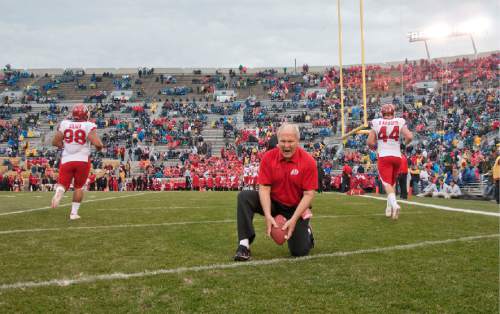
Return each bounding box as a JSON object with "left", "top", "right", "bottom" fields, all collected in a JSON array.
[{"left": 270, "top": 214, "right": 287, "bottom": 245}]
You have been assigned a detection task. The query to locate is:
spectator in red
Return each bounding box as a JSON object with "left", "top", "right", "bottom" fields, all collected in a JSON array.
[
  {"left": 206, "top": 175, "right": 214, "bottom": 191},
  {"left": 215, "top": 175, "right": 222, "bottom": 191},
  {"left": 8, "top": 175, "right": 15, "bottom": 191},
  {"left": 341, "top": 163, "right": 352, "bottom": 192},
  {"left": 192, "top": 174, "right": 199, "bottom": 191},
  {"left": 199, "top": 177, "right": 206, "bottom": 191},
  {"left": 29, "top": 174, "right": 39, "bottom": 191},
  {"left": 112, "top": 176, "right": 119, "bottom": 191},
  {"left": 88, "top": 172, "right": 96, "bottom": 191},
  {"left": 231, "top": 175, "right": 239, "bottom": 190},
  {"left": 107, "top": 176, "right": 115, "bottom": 191}
]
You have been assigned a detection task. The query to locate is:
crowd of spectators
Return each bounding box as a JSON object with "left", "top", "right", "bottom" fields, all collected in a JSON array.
[{"left": 1, "top": 54, "right": 498, "bottom": 199}]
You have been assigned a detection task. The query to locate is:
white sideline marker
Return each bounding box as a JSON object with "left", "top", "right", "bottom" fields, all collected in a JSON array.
[
  {"left": 0, "top": 233, "right": 497, "bottom": 290},
  {"left": 359, "top": 195, "right": 500, "bottom": 217},
  {"left": 0, "top": 193, "right": 148, "bottom": 216}
]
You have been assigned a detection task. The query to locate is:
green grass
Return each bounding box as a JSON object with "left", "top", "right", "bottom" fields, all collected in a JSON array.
[{"left": 0, "top": 191, "right": 498, "bottom": 313}]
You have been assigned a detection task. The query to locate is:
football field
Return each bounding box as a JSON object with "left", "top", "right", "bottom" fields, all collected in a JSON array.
[{"left": 0, "top": 191, "right": 498, "bottom": 313}]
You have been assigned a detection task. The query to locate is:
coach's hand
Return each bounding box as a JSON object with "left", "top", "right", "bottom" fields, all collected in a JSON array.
[
  {"left": 282, "top": 217, "right": 297, "bottom": 240},
  {"left": 265, "top": 215, "right": 278, "bottom": 237}
]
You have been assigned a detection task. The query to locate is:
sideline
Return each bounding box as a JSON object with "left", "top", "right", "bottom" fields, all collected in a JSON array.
[{"left": 359, "top": 195, "right": 500, "bottom": 217}]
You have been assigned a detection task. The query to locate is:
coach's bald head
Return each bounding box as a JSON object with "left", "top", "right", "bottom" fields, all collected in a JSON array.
[{"left": 277, "top": 123, "right": 300, "bottom": 160}]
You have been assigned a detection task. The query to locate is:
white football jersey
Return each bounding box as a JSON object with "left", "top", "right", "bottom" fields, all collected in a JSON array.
[
  {"left": 371, "top": 117, "right": 405, "bottom": 157},
  {"left": 58, "top": 120, "right": 97, "bottom": 164}
]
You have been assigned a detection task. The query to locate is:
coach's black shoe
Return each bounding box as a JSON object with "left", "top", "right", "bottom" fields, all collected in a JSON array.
[{"left": 234, "top": 245, "right": 251, "bottom": 261}]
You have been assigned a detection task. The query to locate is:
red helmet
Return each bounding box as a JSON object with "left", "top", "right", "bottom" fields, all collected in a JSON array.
[
  {"left": 381, "top": 103, "right": 395, "bottom": 117},
  {"left": 72, "top": 104, "right": 89, "bottom": 121}
]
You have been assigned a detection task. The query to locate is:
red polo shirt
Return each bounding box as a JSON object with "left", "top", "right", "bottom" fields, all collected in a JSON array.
[{"left": 258, "top": 147, "right": 318, "bottom": 207}]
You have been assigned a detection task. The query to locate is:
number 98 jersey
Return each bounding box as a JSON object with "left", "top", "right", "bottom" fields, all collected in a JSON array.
[
  {"left": 58, "top": 120, "right": 97, "bottom": 164},
  {"left": 370, "top": 117, "right": 405, "bottom": 157}
]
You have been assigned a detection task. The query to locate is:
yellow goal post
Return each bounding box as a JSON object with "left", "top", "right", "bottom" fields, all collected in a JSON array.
[{"left": 337, "top": 0, "right": 370, "bottom": 141}]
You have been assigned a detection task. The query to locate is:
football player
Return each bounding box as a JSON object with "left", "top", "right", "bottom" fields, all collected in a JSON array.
[
  {"left": 51, "top": 104, "right": 103, "bottom": 220},
  {"left": 367, "top": 104, "right": 413, "bottom": 219}
]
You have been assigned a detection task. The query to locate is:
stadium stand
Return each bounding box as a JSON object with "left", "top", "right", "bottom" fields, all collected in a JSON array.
[{"left": 0, "top": 52, "right": 498, "bottom": 199}]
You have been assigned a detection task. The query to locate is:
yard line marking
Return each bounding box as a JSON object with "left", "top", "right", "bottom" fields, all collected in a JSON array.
[
  {"left": 96, "top": 206, "right": 202, "bottom": 211},
  {"left": 0, "top": 220, "right": 236, "bottom": 235},
  {"left": 0, "top": 212, "right": 428, "bottom": 235},
  {"left": 359, "top": 195, "right": 500, "bottom": 217},
  {"left": 0, "top": 193, "right": 148, "bottom": 216},
  {"left": 0, "top": 233, "right": 496, "bottom": 290}
]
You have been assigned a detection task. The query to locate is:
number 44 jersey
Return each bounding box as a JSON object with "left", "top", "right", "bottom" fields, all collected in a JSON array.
[
  {"left": 58, "top": 120, "right": 97, "bottom": 164},
  {"left": 370, "top": 117, "right": 406, "bottom": 158}
]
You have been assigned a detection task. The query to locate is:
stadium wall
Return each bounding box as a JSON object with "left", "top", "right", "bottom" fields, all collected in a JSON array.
[{"left": 15, "top": 50, "right": 498, "bottom": 76}]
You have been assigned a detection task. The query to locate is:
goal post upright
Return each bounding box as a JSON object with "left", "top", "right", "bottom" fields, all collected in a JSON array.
[
  {"left": 337, "top": 0, "right": 345, "bottom": 140},
  {"left": 359, "top": 0, "right": 368, "bottom": 129},
  {"left": 339, "top": 0, "right": 369, "bottom": 141}
]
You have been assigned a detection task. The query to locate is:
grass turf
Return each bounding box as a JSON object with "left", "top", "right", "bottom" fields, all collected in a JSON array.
[{"left": 0, "top": 191, "right": 497, "bottom": 313}]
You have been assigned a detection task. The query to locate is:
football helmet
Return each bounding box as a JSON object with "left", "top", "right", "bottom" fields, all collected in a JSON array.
[
  {"left": 381, "top": 103, "right": 395, "bottom": 117},
  {"left": 72, "top": 104, "right": 89, "bottom": 121}
]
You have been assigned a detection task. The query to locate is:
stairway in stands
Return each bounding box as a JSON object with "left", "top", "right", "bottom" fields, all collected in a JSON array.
[{"left": 201, "top": 114, "right": 225, "bottom": 157}]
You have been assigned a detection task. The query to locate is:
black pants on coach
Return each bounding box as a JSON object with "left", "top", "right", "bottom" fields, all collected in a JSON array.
[{"left": 237, "top": 190, "right": 313, "bottom": 257}]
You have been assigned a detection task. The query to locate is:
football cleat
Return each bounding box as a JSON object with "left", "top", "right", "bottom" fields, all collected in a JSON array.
[
  {"left": 69, "top": 214, "right": 81, "bottom": 220},
  {"left": 51, "top": 188, "right": 64, "bottom": 208},
  {"left": 385, "top": 207, "right": 392, "bottom": 218},
  {"left": 391, "top": 204, "right": 401, "bottom": 220}
]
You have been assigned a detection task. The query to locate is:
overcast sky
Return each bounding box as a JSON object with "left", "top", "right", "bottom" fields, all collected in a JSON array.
[{"left": 1, "top": 0, "right": 498, "bottom": 69}]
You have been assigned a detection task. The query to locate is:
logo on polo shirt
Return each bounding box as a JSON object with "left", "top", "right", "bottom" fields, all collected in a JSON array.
[{"left": 290, "top": 169, "right": 299, "bottom": 175}]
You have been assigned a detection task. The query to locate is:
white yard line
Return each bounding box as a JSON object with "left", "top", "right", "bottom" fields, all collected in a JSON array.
[
  {"left": 0, "top": 233, "right": 496, "bottom": 290},
  {"left": 0, "top": 193, "right": 148, "bottom": 216},
  {"left": 359, "top": 195, "right": 500, "bottom": 217},
  {"left": 96, "top": 206, "right": 202, "bottom": 211},
  {"left": 0, "top": 212, "right": 427, "bottom": 235},
  {"left": 0, "top": 219, "right": 236, "bottom": 235}
]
